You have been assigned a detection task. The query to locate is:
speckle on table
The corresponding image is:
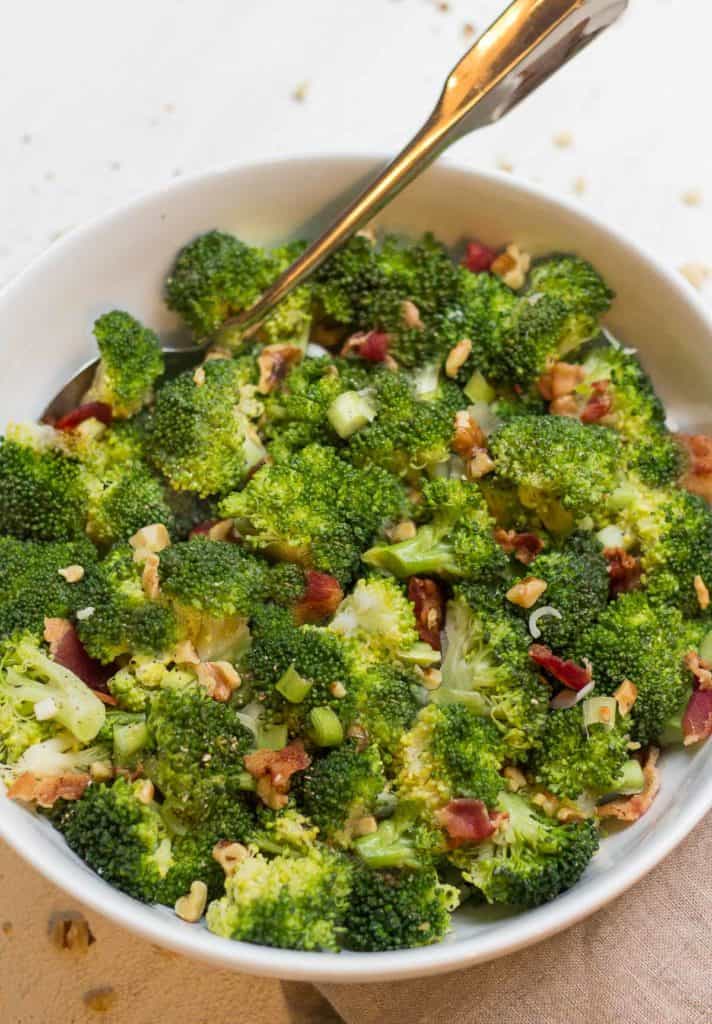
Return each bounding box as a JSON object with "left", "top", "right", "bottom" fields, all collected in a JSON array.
[
  {"left": 572, "top": 176, "right": 587, "bottom": 196},
  {"left": 681, "top": 188, "right": 703, "bottom": 207},
  {"left": 292, "top": 81, "right": 310, "bottom": 103},
  {"left": 83, "top": 988, "right": 117, "bottom": 1014},
  {"left": 553, "top": 130, "right": 574, "bottom": 149},
  {"left": 496, "top": 156, "right": 514, "bottom": 173},
  {"left": 2, "top": 921, "right": 13, "bottom": 936},
  {"left": 463, "top": 22, "right": 476, "bottom": 38}
]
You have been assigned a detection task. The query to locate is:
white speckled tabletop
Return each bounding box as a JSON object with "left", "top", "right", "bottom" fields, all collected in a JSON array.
[{"left": 0, "top": 1, "right": 710, "bottom": 1020}]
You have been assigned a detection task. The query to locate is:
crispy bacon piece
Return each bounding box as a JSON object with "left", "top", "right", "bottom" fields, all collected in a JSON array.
[
  {"left": 580, "top": 380, "right": 613, "bottom": 424},
  {"left": 407, "top": 577, "right": 444, "bottom": 650},
  {"left": 685, "top": 651, "right": 712, "bottom": 691},
  {"left": 537, "top": 362, "right": 585, "bottom": 402},
  {"left": 529, "top": 644, "right": 592, "bottom": 691},
  {"left": 604, "top": 547, "right": 642, "bottom": 597},
  {"left": 341, "top": 330, "right": 391, "bottom": 363},
  {"left": 294, "top": 571, "right": 343, "bottom": 625},
  {"left": 677, "top": 433, "right": 712, "bottom": 503},
  {"left": 461, "top": 241, "right": 496, "bottom": 274},
  {"left": 7, "top": 772, "right": 91, "bottom": 808},
  {"left": 494, "top": 528, "right": 543, "bottom": 566},
  {"left": 436, "top": 799, "right": 498, "bottom": 847},
  {"left": 257, "top": 344, "right": 303, "bottom": 395},
  {"left": 54, "top": 402, "right": 113, "bottom": 431},
  {"left": 43, "top": 618, "right": 113, "bottom": 694},
  {"left": 683, "top": 689, "right": 712, "bottom": 746},
  {"left": 244, "top": 740, "right": 311, "bottom": 810},
  {"left": 597, "top": 748, "right": 660, "bottom": 821}
]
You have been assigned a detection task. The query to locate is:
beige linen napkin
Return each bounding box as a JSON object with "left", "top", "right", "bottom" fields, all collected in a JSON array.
[{"left": 320, "top": 812, "right": 712, "bottom": 1024}]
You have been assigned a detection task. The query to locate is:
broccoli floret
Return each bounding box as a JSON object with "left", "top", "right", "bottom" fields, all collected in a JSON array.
[
  {"left": 489, "top": 415, "right": 621, "bottom": 529},
  {"left": 77, "top": 545, "right": 177, "bottom": 663},
  {"left": 251, "top": 805, "right": 319, "bottom": 855},
  {"left": 5, "top": 732, "right": 110, "bottom": 778},
  {"left": 220, "top": 444, "right": 405, "bottom": 585},
  {"left": 311, "top": 234, "right": 386, "bottom": 325},
  {"left": 0, "top": 438, "right": 87, "bottom": 541},
  {"left": 364, "top": 477, "right": 505, "bottom": 581},
  {"left": 84, "top": 311, "right": 164, "bottom": 418},
  {"left": 455, "top": 790, "right": 598, "bottom": 907},
  {"left": 0, "top": 537, "right": 97, "bottom": 641},
  {"left": 574, "top": 591, "right": 690, "bottom": 744},
  {"left": 107, "top": 656, "right": 195, "bottom": 712},
  {"left": 206, "top": 846, "right": 352, "bottom": 951},
  {"left": 531, "top": 704, "right": 631, "bottom": 800},
  {"left": 343, "top": 865, "right": 458, "bottom": 951},
  {"left": 521, "top": 536, "right": 610, "bottom": 648},
  {"left": 397, "top": 703, "right": 504, "bottom": 812},
  {"left": 259, "top": 285, "right": 313, "bottom": 349},
  {"left": 328, "top": 576, "right": 418, "bottom": 660},
  {"left": 526, "top": 255, "right": 613, "bottom": 346},
  {"left": 158, "top": 537, "right": 271, "bottom": 618},
  {"left": 146, "top": 684, "right": 254, "bottom": 824},
  {"left": 165, "top": 230, "right": 279, "bottom": 337},
  {"left": 435, "top": 596, "right": 548, "bottom": 754},
  {"left": 352, "top": 662, "right": 425, "bottom": 760},
  {"left": 0, "top": 636, "right": 106, "bottom": 748},
  {"left": 145, "top": 357, "right": 266, "bottom": 497},
  {"left": 297, "top": 743, "right": 386, "bottom": 845},
  {"left": 639, "top": 489, "right": 712, "bottom": 618},
  {"left": 352, "top": 800, "right": 445, "bottom": 870}
]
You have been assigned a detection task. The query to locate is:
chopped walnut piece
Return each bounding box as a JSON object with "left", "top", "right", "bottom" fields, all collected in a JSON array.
[
  {"left": 174, "top": 881, "right": 208, "bottom": 923},
  {"left": 466, "top": 449, "right": 495, "bottom": 479},
  {"left": 685, "top": 650, "right": 712, "bottom": 691},
  {"left": 192, "top": 366, "right": 206, "bottom": 387},
  {"left": 506, "top": 576, "right": 548, "bottom": 609},
  {"left": 173, "top": 639, "right": 200, "bottom": 665},
  {"left": 681, "top": 188, "right": 703, "bottom": 207},
  {"left": 678, "top": 433, "right": 712, "bottom": 502},
  {"left": 503, "top": 765, "right": 527, "bottom": 791},
  {"left": 613, "top": 679, "right": 638, "bottom": 717},
  {"left": 491, "top": 244, "right": 531, "bottom": 290},
  {"left": 244, "top": 740, "right": 311, "bottom": 809},
  {"left": 50, "top": 914, "right": 94, "bottom": 954},
  {"left": 212, "top": 840, "right": 249, "bottom": 876},
  {"left": 420, "top": 667, "right": 442, "bottom": 691},
  {"left": 537, "top": 361, "right": 584, "bottom": 401},
  {"left": 452, "top": 409, "right": 486, "bottom": 456},
  {"left": 531, "top": 791, "right": 559, "bottom": 817},
  {"left": 196, "top": 661, "right": 241, "bottom": 701},
  {"left": 8, "top": 772, "right": 90, "bottom": 807},
  {"left": 694, "top": 574, "right": 710, "bottom": 610},
  {"left": 401, "top": 299, "right": 424, "bottom": 330},
  {"left": 257, "top": 344, "right": 303, "bottom": 394},
  {"left": 58, "top": 564, "right": 84, "bottom": 583},
  {"left": 556, "top": 805, "right": 588, "bottom": 823},
  {"left": 90, "top": 760, "right": 114, "bottom": 783},
  {"left": 129, "top": 523, "right": 171, "bottom": 560},
  {"left": 494, "top": 528, "right": 543, "bottom": 565},
  {"left": 445, "top": 338, "right": 472, "bottom": 378},
  {"left": 549, "top": 394, "right": 579, "bottom": 417},
  {"left": 352, "top": 815, "right": 378, "bottom": 837},
  {"left": 597, "top": 747, "right": 660, "bottom": 822},
  {"left": 141, "top": 553, "right": 161, "bottom": 600},
  {"left": 207, "top": 519, "right": 234, "bottom": 541},
  {"left": 135, "top": 780, "right": 155, "bottom": 805},
  {"left": 388, "top": 520, "right": 417, "bottom": 542},
  {"left": 346, "top": 723, "right": 369, "bottom": 752},
  {"left": 330, "top": 680, "right": 347, "bottom": 699}
]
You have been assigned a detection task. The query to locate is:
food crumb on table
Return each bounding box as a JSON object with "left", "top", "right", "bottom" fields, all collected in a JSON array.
[
  {"left": 292, "top": 81, "right": 310, "bottom": 103},
  {"left": 83, "top": 988, "right": 118, "bottom": 1013},
  {"left": 679, "top": 262, "right": 711, "bottom": 289},
  {"left": 681, "top": 188, "right": 703, "bottom": 207},
  {"left": 553, "top": 131, "right": 574, "bottom": 149}
]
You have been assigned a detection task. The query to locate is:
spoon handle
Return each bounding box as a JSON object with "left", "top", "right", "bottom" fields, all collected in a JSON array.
[{"left": 226, "top": 0, "right": 626, "bottom": 335}]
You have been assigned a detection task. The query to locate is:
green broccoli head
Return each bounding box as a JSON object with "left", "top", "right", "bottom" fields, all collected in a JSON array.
[
  {"left": 220, "top": 443, "right": 405, "bottom": 585},
  {"left": 435, "top": 595, "right": 548, "bottom": 755},
  {"left": 455, "top": 790, "right": 599, "bottom": 907},
  {"left": 0, "top": 438, "right": 87, "bottom": 541},
  {"left": 351, "top": 662, "right": 425, "bottom": 760},
  {"left": 489, "top": 415, "right": 621, "bottom": 529},
  {"left": 639, "top": 489, "right": 712, "bottom": 618},
  {"left": 364, "top": 477, "right": 505, "bottom": 581},
  {"left": 158, "top": 537, "right": 271, "bottom": 618},
  {"left": 107, "top": 657, "right": 195, "bottom": 713},
  {"left": 526, "top": 255, "right": 613, "bottom": 346},
  {"left": 145, "top": 357, "right": 266, "bottom": 497},
  {"left": 297, "top": 742, "right": 386, "bottom": 845},
  {"left": 165, "top": 230, "right": 279, "bottom": 336},
  {"left": 532, "top": 703, "right": 631, "bottom": 800},
  {"left": 328, "top": 576, "right": 418, "bottom": 660},
  {"left": 206, "top": 846, "right": 352, "bottom": 951},
  {"left": 343, "top": 865, "right": 458, "bottom": 952},
  {"left": 84, "top": 311, "right": 164, "bottom": 418}
]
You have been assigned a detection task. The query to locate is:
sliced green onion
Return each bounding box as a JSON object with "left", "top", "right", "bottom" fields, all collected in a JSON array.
[
  {"left": 275, "top": 664, "right": 313, "bottom": 703},
  {"left": 464, "top": 371, "right": 495, "bottom": 404},
  {"left": 399, "top": 642, "right": 441, "bottom": 667},
  {"left": 309, "top": 706, "right": 344, "bottom": 747},
  {"left": 327, "top": 390, "right": 377, "bottom": 439},
  {"left": 609, "top": 758, "right": 645, "bottom": 796},
  {"left": 699, "top": 629, "right": 712, "bottom": 663},
  {"left": 582, "top": 695, "right": 617, "bottom": 731},
  {"left": 113, "top": 721, "right": 150, "bottom": 766},
  {"left": 257, "top": 723, "right": 288, "bottom": 750}
]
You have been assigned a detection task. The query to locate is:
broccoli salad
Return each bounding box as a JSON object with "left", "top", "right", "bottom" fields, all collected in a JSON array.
[{"left": 2, "top": 227, "right": 712, "bottom": 954}]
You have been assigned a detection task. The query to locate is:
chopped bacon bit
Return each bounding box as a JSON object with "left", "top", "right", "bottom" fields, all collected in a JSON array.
[
  {"left": 677, "top": 434, "right": 712, "bottom": 503},
  {"left": 436, "top": 798, "right": 497, "bottom": 847},
  {"left": 189, "top": 519, "right": 235, "bottom": 542},
  {"left": 683, "top": 689, "right": 712, "bottom": 745},
  {"left": 244, "top": 740, "right": 311, "bottom": 810},
  {"left": 452, "top": 410, "right": 486, "bottom": 457},
  {"left": 196, "top": 661, "right": 241, "bottom": 702},
  {"left": 294, "top": 571, "right": 343, "bottom": 625},
  {"left": 537, "top": 362, "right": 584, "bottom": 401},
  {"left": 462, "top": 241, "right": 496, "bottom": 274},
  {"left": 43, "top": 618, "right": 113, "bottom": 694},
  {"left": 55, "top": 402, "right": 113, "bottom": 431},
  {"left": 494, "top": 528, "right": 543, "bottom": 565},
  {"left": 694, "top": 574, "right": 710, "bottom": 611},
  {"left": 580, "top": 380, "right": 613, "bottom": 424},
  {"left": 604, "top": 547, "right": 642, "bottom": 597},
  {"left": 8, "top": 771, "right": 91, "bottom": 808},
  {"left": 613, "top": 678, "right": 638, "bottom": 716},
  {"left": 529, "top": 644, "right": 592, "bottom": 691},
  {"left": 257, "top": 344, "right": 303, "bottom": 394},
  {"left": 684, "top": 651, "right": 712, "bottom": 691},
  {"left": 597, "top": 747, "right": 660, "bottom": 821},
  {"left": 407, "top": 577, "right": 444, "bottom": 650},
  {"left": 341, "top": 330, "right": 391, "bottom": 363}
]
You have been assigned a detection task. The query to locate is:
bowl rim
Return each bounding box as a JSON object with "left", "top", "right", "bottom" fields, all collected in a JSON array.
[{"left": 1, "top": 152, "right": 712, "bottom": 983}]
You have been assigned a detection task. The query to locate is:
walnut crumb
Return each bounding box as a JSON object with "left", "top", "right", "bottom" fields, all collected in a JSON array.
[
  {"left": 694, "top": 574, "right": 710, "bottom": 610},
  {"left": 174, "top": 881, "right": 208, "bottom": 923},
  {"left": 572, "top": 176, "right": 587, "bottom": 196},
  {"left": 466, "top": 449, "right": 495, "bottom": 479},
  {"left": 193, "top": 366, "right": 206, "bottom": 386},
  {"left": 58, "top": 564, "right": 84, "bottom": 583},
  {"left": 50, "top": 913, "right": 94, "bottom": 953},
  {"left": 491, "top": 244, "right": 531, "bottom": 290},
  {"left": 681, "top": 188, "right": 703, "bottom": 207},
  {"left": 389, "top": 520, "right": 417, "bottom": 542},
  {"left": 679, "top": 262, "right": 711, "bottom": 289},
  {"left": 463, "top": 21, "right": 476, "bottom": 37},
  {"left": 613, "top": 679, "right": 638, "bottom": 717},
  {"left": 496, "top": 157, "right": 514, "bottom": 173},
  {"left": 503, "top": 765, "right": 527, "bottom": 791},
  {"left": 212, "top": 840, "right": 249, "bottom": 876},
  {"left": 553, "top": 131, "right": 573, "bottom": 149},
  {"left": 445, "top": 338, "right": 472, "bottom": 378},
  {"left": 292, "top": 81, "right": 309, "bottom": 103}
]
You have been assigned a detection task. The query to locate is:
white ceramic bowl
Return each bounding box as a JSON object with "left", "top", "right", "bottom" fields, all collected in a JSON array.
[{"left": 1, "top": 156, "right": 711, "bottom": 983}]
